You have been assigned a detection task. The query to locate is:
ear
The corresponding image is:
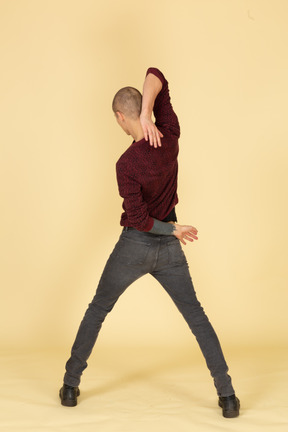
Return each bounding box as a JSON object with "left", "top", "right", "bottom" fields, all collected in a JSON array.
[{"left": 115, "top": 111, "right": 125, "bottom": 122}]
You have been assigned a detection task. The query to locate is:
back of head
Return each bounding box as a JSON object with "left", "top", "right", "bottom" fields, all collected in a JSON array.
[{"left": 112, "top": 87, "right": 142, "bottom": 120}]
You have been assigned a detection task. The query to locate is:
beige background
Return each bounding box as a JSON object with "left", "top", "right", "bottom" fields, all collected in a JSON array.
[{"left": 0, "top": 1, "right": 288, "bottom": 430}]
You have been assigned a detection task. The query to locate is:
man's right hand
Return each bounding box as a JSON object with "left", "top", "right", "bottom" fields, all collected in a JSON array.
[
  {"left": 140, "top": 114, "right": 163, "bottom": 148},
  {"left": 171, "top": 223, "right": 198, "bottom": 245}
]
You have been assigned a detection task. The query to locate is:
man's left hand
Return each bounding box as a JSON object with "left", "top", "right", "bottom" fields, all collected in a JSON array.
[{"left": 172, "top": 224, "right": 198, "bottom": 245}]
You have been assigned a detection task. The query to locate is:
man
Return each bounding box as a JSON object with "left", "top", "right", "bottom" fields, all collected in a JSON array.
[{"left": 59, "top": 68, "right": 240, "bottom": 418}]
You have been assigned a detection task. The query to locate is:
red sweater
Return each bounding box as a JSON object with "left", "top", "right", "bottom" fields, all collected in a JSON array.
[{"left": 116, "top": 68, "right": 180, "bottom": 231}]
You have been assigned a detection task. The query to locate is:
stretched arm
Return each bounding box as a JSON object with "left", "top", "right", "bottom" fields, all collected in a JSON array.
[
  {"left": 117, "top": 162, "right": 197, "bottom": 244},
  {"left": 140, "top": 72, "right": 164, "bottom": 148}
]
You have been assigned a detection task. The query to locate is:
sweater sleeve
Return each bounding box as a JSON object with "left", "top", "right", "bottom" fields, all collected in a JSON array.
[
  {"left": 148, "top": 218, "right": 175, "bottom": 235},
  {"left": 146, "top": 68, "right": 180, "bottom": 138}
]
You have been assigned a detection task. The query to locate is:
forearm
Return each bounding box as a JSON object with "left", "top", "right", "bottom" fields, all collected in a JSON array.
[
  {"left": 148, "top": 219, "right": 199, "bottom": 245},
  {"left": 141, "top": 73, "right": 163, "bottom": 118},
  {"left": 148, "top": 218, "right": 176, "bottom": 235}
]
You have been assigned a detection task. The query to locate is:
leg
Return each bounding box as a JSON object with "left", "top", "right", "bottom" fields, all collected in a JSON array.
[
  {"left": 64, "top": 233, "right": 150, "bottom": 387},
  {"left": 152, "top": 238, "right": 235, "bottom": 397}
]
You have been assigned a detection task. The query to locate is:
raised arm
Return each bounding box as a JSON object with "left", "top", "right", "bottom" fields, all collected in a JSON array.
[{"left": 140, "top": 71, "right": 164, "bottom": 148}]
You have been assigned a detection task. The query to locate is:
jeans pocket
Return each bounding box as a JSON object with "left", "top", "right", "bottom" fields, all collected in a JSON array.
[
  {"left": 116, "top": 237, "right": 150, "bottom": 266},
  {"left": 167, "top": 239, "right": 186, "bottom": 266}
]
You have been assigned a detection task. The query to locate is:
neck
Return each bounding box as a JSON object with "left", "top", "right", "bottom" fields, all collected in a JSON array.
[{"left": 130, "top": 119, "right": 144, "bottom": 142}]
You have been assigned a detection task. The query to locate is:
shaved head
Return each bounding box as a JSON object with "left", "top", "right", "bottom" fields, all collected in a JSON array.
[{"left": 112, "top": 87, "right": 142, "bottom": 120}]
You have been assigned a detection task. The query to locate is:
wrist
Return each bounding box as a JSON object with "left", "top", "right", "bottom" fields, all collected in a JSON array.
[
  {"left": 168, "top": 222, "right": 177, "bottom": 233},
  {"left": 140, "top": 109, "right": 152, "bottom": 119},
  {"left": 171, "top": 223, "right": 178, "bottom": 236}
]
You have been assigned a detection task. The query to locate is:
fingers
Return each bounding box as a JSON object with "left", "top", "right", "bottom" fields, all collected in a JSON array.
[
  {"left": 156, "top": 128, "right": 163, "bottom": 147},
  {"left": 149, "top": 129, "right": 162, "bottom": 148},
  {"left": 187, "top": 232, "right": 198, "bottom": 240},
  {"left": 174, "top": 224, "right": 199, "bottom": 246},
  {"left": 156, "top": 132, "right": 162, "bottom": 148},
  {"left": 142, "top": 122, "right": 150, "bottom": 143},
  {"left": 184, "top": 227, "right": 198, "bottom": 236},
  {"left": 141, "top": 117, "right": 163, "bottom": 148},
  {"left": 181, "top": 227, "right": 198, "bottom": 244},
  {"left": 188, "top": 226, "right": 198, "bottom": 235},
  {"left": 147, "top": 125, "right": 162, "bottom": 148},
  {"left": 182, "top": 236, "right": 194, "bottom": 244},
  {"left": 187, "top": 234, "right": 198, "bottom": 241}
]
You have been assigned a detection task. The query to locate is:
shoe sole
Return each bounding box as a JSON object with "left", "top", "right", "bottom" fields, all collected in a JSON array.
[{"left": 59, "top": 388, "right": 80, "bottom": 407}]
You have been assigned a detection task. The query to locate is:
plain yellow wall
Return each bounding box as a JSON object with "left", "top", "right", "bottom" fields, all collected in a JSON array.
[{"left": 0, "top": 0, "right": 287, "bottom": 350}]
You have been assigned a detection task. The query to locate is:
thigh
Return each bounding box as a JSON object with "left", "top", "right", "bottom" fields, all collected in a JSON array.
[
  {"left": 152, "top": 263, "right": 200, "bottom": 309},
  {"left": 152, "top": 262, "right": 211, "bottom": 340},
  {"left": 91, "top": 232, "right": 151, "bottom": 309},
  {"left": 152, "top": 238, "right": 201, "bottom": 310}
]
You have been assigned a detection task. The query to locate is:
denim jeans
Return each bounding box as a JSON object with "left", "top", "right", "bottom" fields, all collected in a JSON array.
[{"left": 64, "top": 229, "right": 234, "bottom": 397}]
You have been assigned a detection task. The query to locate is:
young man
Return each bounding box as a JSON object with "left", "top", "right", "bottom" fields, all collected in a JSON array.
[{"left": 59, "top": 68, "right": 240, "bottom": 418}]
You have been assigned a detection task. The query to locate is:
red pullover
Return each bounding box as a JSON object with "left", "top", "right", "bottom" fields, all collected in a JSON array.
[{"left": 116, "top": 68, "right": 180, "bottom": 231}]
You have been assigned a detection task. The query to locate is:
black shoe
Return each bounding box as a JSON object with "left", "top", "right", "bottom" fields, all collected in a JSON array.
[
  {"left": 59, "top": 384, "right": 80, "bottom": 407},
  {"left": 218, "top": 395, "right": 240, "bottom": 418}
]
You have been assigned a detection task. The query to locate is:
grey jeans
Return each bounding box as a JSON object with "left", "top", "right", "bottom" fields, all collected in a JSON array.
[{"left": 64, "top": 228, "right": 234, "bottom": 397}]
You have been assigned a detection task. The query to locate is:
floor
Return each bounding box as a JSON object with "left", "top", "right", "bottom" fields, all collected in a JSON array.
[{"left": 1, "top": 345, "right": 287, "bottom": 432}]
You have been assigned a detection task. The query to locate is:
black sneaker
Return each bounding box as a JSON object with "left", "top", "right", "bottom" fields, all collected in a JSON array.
[
  {"left": 59, "top": 384, "right": 80, "bottom": 407},
  {"left": 218, "top": 394, "right": 240, "bottom": 418}
]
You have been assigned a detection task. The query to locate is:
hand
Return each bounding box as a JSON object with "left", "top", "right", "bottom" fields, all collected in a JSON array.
[
  {"left": 171, "top": 223, "right": 198, "bottom": 245},
  {"left": 140, "top": 115, "right": 163, "bottom": 148}
]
